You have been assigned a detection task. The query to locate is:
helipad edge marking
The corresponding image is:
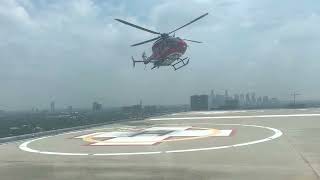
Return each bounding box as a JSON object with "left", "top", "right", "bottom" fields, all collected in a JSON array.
[
  {"left": 165, "top": 124, "right": 283, "bottom": 153},
  {"left": 93, "top": 151, "right": 162, "bottom": 156},
  {"left": 19, "top": 123, "right": 283, "bottom": 156},
  {"left": 149, "top": 113, "right": 320, "bottom": 121}
]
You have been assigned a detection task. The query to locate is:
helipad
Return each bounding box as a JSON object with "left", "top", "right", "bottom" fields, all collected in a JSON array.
[
  {"left": 74, "top": 126, "right": 233, "bottom": 146},
  {"left": 1, "top": 109, "right": 320, "bottom": 179}
]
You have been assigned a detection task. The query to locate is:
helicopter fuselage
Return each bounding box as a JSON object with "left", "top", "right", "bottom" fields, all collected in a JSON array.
[{"left": 149, "top": 37, "right": 187, "bottom": 66}]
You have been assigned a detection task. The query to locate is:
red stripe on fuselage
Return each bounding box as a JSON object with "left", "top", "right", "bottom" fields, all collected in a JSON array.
[{"left": 153, "top": 43, "right": 187, "bottom": 60}]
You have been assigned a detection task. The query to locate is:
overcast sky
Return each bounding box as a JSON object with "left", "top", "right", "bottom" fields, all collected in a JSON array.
[{"left": 1, "top": 0, "right": 320, "bottom": 110}]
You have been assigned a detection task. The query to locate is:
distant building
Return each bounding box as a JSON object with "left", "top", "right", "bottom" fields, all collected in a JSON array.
[
  {"left": 251, "top": 93, "right": 256, "bottom": 105},
  {"left": 144, "top": 105, "right": 157, "bottom": 114},
  {"left": 122, "top": 104, "right": 142, "bottom": 116},
  {"left": 209, "top": 90, "right": 229, "bottom": 109},
  {"left": 263, "top": 96, "right": 269, "bottom": 104},
  {"left": 270, "top": 98, "right": 280, "bottom": 105},
  {"left": 239, "top": 94, "right": 245, "bottom": 106},
  {"left": 225, "top": 90, "right": 229, "bottom": 100},
  {"left": 67, "top": 106, "right": 73, "bottom": 113},
  {"left": 92, "top": 102, "right": 102, "bottom": 112},
  {"left": 209, "top": 90, "right": 215, "bottom": 109},
  {"left": 191, "top": 95, "right": 208, "bottom": 111},
  {"left": 245, "top": 93, "right": 251, "bottom": 105},
  {"left": 234, "top": 94, "right": 239, "bottom": 101},
  {"left": 215, "top": 94, "right": 226, "bottom": 108},
  {"left": 50, "top": 101, "right": 55, "bottom": 112},
  {"left": 222, "top": 99, "right": 239, "bottom": 109},
  {"left": 257, "top": 96, "right": 262, "bottom": 105}
]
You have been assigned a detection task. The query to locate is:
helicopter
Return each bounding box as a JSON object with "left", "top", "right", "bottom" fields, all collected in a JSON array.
[{"left": 115, "top": 12, "right": 208, "bottom": 71}]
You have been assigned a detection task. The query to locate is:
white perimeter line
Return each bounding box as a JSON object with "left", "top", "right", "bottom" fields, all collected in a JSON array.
[
  {"left": 93, "top": 151, "right": 162, "bottom": 156},
  {"left": 19, "top": 123, "right": 283, "bottom": 156},
  {"left": 149, "top": 113, "right": 320, "bottom": 121},
  {"left": 165, "top": 124, "right": 283, "bottom": 153},
  {"left": 19, "top": 137, "right": 89, "bottom": 156}
]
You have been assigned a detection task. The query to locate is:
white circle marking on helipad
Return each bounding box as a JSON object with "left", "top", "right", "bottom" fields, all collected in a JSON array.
[
  {"left": 19, "top": 123, "right": 283, "bottom": 156},
  {"left": 149, "top": 113, "right": 320, "bottom": 121}
]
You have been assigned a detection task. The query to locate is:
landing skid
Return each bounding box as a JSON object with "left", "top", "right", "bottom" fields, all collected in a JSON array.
[{"left": 172, "top": 57, "right": 190, "bottom": 71}]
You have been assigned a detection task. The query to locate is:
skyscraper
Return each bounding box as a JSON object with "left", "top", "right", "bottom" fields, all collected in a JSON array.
[
  {"left": 245, "top": 93, "right": 251, "bottom": 105},
  {"left": 50, "top": 101, "right": 55, "bottom": 113},
  {"left": 67, "top": 106, "right": 73, "bottom": 113},
  {"left": 257, "top": 96, "right": 262, "bottom": 105},
  {"left": 210, "top": 90, "right": 215, "bottom": 109},
  {"left": 234, "top": 94, "right": 239, "bottom": 101},
  {"left": 263, "top": 96, "right": 269, "bottom": 104},
  {"left": 251, "top": 93, "right": 256, "bottom": 105},
  {"left": 92, "top": 102, "right": 102, "bottom": 112},
  {"left": 225, "top": 90, "right": 229, "bottom": 100},
  {"left": 239, "top": 94, "right": 245, "bottom": 106},
  {"left": 215, "top": 94, "right": 225, "bottom": 107},
  {"left": 190, "top": 95, "right": 208, "bottom": 111}
]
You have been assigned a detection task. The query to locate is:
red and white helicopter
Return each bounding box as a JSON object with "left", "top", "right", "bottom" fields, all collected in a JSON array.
[{"left": 115, "top": 13, "right": 208, "bottom": 71}]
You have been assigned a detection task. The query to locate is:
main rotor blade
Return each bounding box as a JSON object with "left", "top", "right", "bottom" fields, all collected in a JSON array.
[
  {"left": 115, "top": 19, "right": 161, "bottom": 35},
  {"left": 131, "top": 36, "right": 161, "bottom": 47},
  {"left": 168, "top": 13, "right": 209, "bottom": 34},
  {"left": 183, "top": 39, "right": 202, "bottom": 43}
]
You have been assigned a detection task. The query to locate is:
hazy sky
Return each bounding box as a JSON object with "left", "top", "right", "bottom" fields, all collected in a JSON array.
[{"left": 1, "top": 0, "right": 320, "bottom": 110}]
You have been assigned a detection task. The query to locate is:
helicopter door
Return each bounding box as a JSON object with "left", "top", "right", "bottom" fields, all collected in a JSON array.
[{"left": 158, "top": 41, "right": 166, "bottom": 58}]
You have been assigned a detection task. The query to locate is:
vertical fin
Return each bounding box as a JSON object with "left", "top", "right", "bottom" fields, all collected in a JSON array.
[{"left": 131, "top": 56, "right": 136, "bottom": 68}]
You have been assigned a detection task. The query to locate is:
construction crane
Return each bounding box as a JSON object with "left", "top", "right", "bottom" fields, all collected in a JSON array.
[{"left": 291, "top": 92, "right": 300, "bottom": 105}]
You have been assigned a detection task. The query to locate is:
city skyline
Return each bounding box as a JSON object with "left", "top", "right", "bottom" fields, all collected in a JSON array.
[
  {"left": 0, "top": 89, "right": 303, "bottom": 111},
  {"left": 191, "top": 89, "right": 281, "bottom": 110}
]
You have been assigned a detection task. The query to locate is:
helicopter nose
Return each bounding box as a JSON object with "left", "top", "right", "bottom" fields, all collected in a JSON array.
[{"left": 181, "top": 41, "right": 187, "bottom": 48}]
